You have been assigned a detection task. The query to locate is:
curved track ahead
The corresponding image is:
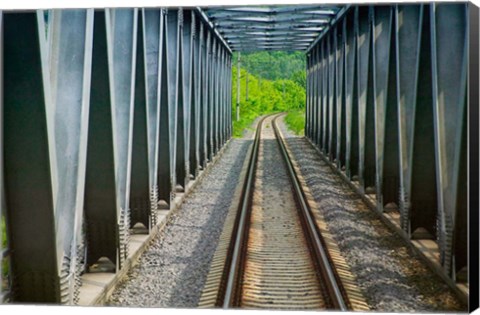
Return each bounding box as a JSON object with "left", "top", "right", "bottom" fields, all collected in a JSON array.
[{"left": 220, "top": 114, "right": 348, "bottom": 310}]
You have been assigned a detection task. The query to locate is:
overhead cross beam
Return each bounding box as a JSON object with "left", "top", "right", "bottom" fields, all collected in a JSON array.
[{"left": 202, "top": 5, "right": 344, "bottom": 51}]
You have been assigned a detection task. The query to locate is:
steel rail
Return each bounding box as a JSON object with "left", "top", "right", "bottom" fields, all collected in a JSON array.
[
  {"left": 271, "top": 114, "right": 348, "bottom": 311},
  {"left": 220, "top": 113, "right": 348, "bottom": 310},
  {"left": 220, "top": 115, "right": 268, "bottom": 308}
]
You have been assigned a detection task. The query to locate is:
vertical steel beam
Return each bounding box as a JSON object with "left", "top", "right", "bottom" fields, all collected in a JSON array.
[
  {"left": 213, "top": 38, "right": 219, "bottom": 153},
  {"left": 381, "top": 8, "right": 400, "bottom": 211},
  {"left": 157, "top": 9, "right": 172, "bottom": 205},
  {"left": 337, "top": 21, "right": 346, "bottom": 169},
  {"left": 4, "top": 10, "right": 59, "bottom": 303},
  {"left": 344, "top": 8, "right": 357, "bottom": 179},
  {"left": 226, "top": 53, "right": 229, "bottom": 140},
  {"left": 236, "top": 51, "right": 240, "bottom": 122},
  {"left": 217, "top": 46, "right": 222, "bottom": 150},
  {"left": 205, "top": 31, "right": 210, "bottom": 160},
  {"left": 228, "top": 54, "right": 233, "bottom": 139},
  {"left": 220, "top": 49, "right": 227, "bottom": 147},
  {"left": 105, "top": 8, "right": 138, "bottom": 266},
  {"left": 227, "top": 52, "right": 232, "bottom": 141},
  {"left": 212, "top": 39, "right": 219, "bottom": 155},
  {"left": 313, "top": 45, "right": 319, "bottom": 146},
  {"left": 158, "top": 8, "right": 179, "bottom": 205},
  {"left": 328, "top": 31, "right": 336, "bottom": 161},
  {"left": 206, "top": 33, "right": 213, "bottom": 161},
  {"left": 182, "top": 10, "right": 193, "bottom": 183},
  {"left": 198, "top": 22, "right": 207, "bottom": 168},
  {"left": 305, "top": 54, "right": 311, "bottom": 138},
  {"left": 322, "top": 40, "right": 329, "bottom": 153},
  {"left": 467, "top": 3, "right": 479, "bottom": 289},
  {"left": 143, "top": 8, "right": 162, "bottom": 225},
  {"left": 430, "top": 3, "right": 468, "bottom": 274},
  {"left": 130, "top": 11, "right": 150, "bottom": 230},
  {"left": 357, "top": 6, "right": 374, "bottom": 187},
  {"left": 311, "top": 47, "right": 318, "bottom": 145},
  {"left": 189, "top": 12, "right": 200, "bottom": 178},
  {"left": 4, "top": 10, "right": 93, "bottom": 303},
  {"left": 175, "top": 9, "right": 187, "bottom": 191},
  {"left": 317, "top": 42, "right": 322, "bottom": 147},
  {"left": 409, "top": 6, "right": 438, "bottom": 240},
  {"left": 84, "top": 9, "right": 118, "bottom": 271},
  {"left": 48, "top": 10, "right": 94, "bottom": 303},
  {"left": 372, "top": 6, "right": 400, "bottom": 210},
  {"left": 396, "top": 4, "right": 423, "bottom": 232},
  {"left": 167, "top": 8, "right": 180, "bottom": 195}
]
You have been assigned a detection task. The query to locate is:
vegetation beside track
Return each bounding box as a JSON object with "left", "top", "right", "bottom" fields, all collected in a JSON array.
[
  {"left": 284, "top": 110, "right": 305, "bottom": 135},
  {"left": 231, "top": 51, "right": 306, "bottom": 137}
]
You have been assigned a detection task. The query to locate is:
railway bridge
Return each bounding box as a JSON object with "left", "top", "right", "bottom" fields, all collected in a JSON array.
[{"left": 0, "top": 3, "right": 477, "bottom": 310}]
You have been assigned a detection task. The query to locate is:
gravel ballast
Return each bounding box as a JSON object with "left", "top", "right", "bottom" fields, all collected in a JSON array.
[
  {"left": 278, "top": 116, "right": 466, "bottom": 313},
  {"left": 107, "top": 139, "right": 251, "bottom": 308}
]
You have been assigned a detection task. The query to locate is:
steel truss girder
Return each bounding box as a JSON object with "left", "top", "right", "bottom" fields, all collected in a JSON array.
[
  {"left": 229, "top": 44, "right": 310, "bottom": 50},
  {"left": 225, "top": 32, "right": 318, "bottom": 40},
  {"left": 130, "top": 10, "right": 151, "bottom": 230},
  {"left": 142, "top": 8, "right": 162, "bottom": 226},
  {"left": 198, "top": 22, "right": 207, "bottom": 168},
  {"left": 215, "top": 23, "right": 325, "bottom": 31},
  {"left": 305, "top": 3, "right": 471, "bottom": 281},
  {"left": 205, "top": 5, "right": 338, "bottom": 15},
  {"left": 195, "top": 7, "right": 232, "bottom": 54},
  {"left": 106, "top": 8, "right": 138, "bottom": 268},
  {"left": 212, "top": 16, "right": 329, "bottom": 25},
  {"left": 430, "top": 3, "right": 468, "bottom": 275},
  {"left": 209, "top": 11, "right": 335, "bottom": 21},
  {"left": 4, "top": 9, "right": 94, "bottom": 303},
  {"left": 176, "top": 7, "right": 189, "bottom": 191},
  {"left": 227, "top": 37, "right": 313, "bottom": 43},
  {"left": 2, "top": 7, "right": 233, "bottom": 304},
  {"left": 219, "top": 30, "right": 319, "bottom": 37},
  {"left": 231, "top": 47, "right": 307, "bottom": 52},
  {"left": 189, "top": 11, "right": 200, "bottom": 178}
]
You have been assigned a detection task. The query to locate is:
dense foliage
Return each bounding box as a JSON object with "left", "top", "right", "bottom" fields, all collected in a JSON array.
[
  {"left": 231, "top": 51, "right": 306, "bottom": 137},
  {"left": 284, "top": 110, "right": 306, "bottom": 136},
  {"left": 240, "top": 51, "right": 306, "bottom": 82}
]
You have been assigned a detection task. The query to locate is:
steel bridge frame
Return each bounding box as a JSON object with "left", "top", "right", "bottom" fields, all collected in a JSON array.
[
  {"left": 0, "top": 7, "right": 232, "bottom": 303},
  {"left": 305, "top": 3, "right": 472, "bottom": 285},
  {"left": 0, "top": 2, "right": 477, "bottom": 306}
]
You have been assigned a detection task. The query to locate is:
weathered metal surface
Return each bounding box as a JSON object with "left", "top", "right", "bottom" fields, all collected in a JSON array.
[
  {"left": 176, "top": 8, "right": 188, "bottom": 190},
  {"left": 1, "top": 7, "right": 232, "bottom": 304},
  {"left": 130, "top": 11, "right": 150, "bottom": 230},
  {"left": 396, "top": 4, "right": 423, "bottom": 234},
  {"left": 305, "top": 3, "right": 472, "bottom": 284},
  {"left": 190, "top": 12, "right": 200, "bottom": 178},
  {"left": 3, "top": 9, "right": 95, "bottom": 303},
  {"left": 142, "top": 8, "right": 162, "bottom": 224},
  {"left": 430, "top": 3, "right": 468, "bottom": 276},
  {"left": 84, "top": 9, "right": 118, "bottom": 271},
  {"left": 344, "top": 9, "right": 356, "bottom": 179},
  {"left": 336, "top": 22, "right": 346, "bottom": 170},
  {"left": 371, "top": 6, "right": 399, "bottom": 210},
  {"left": 158, "top": 9, "right": 172, "bottom": 204},
  {"left": 203, "top": 5, "right": 343, "bottom": 51}
]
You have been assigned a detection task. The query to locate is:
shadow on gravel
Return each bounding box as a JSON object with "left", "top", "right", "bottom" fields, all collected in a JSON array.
[
  {"left": 165, "top": 139, "right": 252, "bottom": 308},
  {"left": 281, "top": 135, "right": 465, "bottom": 312}
]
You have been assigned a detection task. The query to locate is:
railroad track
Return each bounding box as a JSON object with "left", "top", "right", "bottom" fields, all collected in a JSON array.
[{"left": 200, "top": 114, "right": 363, "bottom": 310}]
